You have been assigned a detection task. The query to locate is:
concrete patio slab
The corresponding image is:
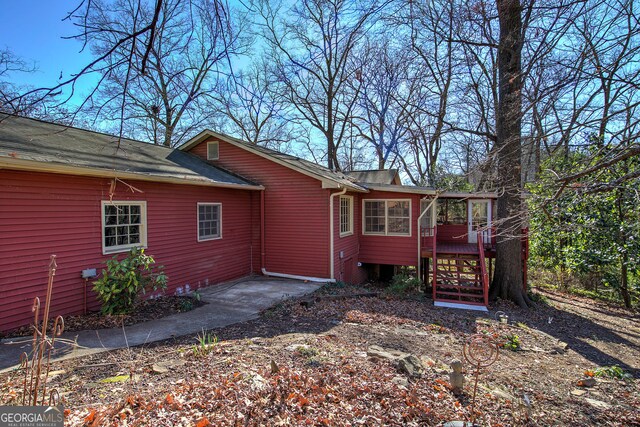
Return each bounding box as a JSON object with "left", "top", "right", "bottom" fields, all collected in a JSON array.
[{"left": 0, "top": 277, "right": 322, "bottom": 372}]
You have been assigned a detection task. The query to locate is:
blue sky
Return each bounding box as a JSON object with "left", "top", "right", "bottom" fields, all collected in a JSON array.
[{"left": 1, "top": 0, "right": 94, "bottom": 94}]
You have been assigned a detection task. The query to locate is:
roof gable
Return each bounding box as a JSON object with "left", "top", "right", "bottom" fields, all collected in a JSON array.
[
  {"left": 346, "top": 169, "right": 401, "bottom": 185},
  {"left": 180, "top": 130, "right": 367, "bottom": 192}
]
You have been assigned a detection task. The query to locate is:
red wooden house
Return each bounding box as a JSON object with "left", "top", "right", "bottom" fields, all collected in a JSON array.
[
  {"left": 181, "top": 131, "right": 528, "bottom": 311},
  {"left": 0, "top": 115, "right": 528, "bottom": 332}
]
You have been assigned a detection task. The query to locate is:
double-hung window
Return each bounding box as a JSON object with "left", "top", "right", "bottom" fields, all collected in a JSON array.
[
  {"left": 363, "top": 200, "right": 411, "bottom": 236},
  {"left": 102, "top": 201, "right": 147, "bottom": 254},
  {"left": 339, "top": 196, "right": 353, "bottom": 236},
  {"left": 198, "top": 203, "right": 222, "bottom": 241}
]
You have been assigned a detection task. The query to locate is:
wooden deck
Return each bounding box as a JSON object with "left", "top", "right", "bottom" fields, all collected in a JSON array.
[{"left": 421, "top": 243, "right": 496, "bottom": 257}]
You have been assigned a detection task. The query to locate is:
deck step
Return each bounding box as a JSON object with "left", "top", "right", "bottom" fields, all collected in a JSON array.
[
  {"left": 434, "top": 291, "right": 485, "bottom": 299},
  {"left": 432, "top": 251, "right": 487, "bottom": 307},
  {"left": 435, "top": 283, "right": 483, "bottom": 290}
]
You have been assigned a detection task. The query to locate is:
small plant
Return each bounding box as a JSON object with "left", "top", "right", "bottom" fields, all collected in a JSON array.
[
  {"left": 593, "top": 365, "right": 634, "bottom": 381},
  {"left": 192, "top": 290, "right": 202, "bottom": 302},
  {"left": 516, "top": 322, "right": 529, "bottom": 330},
  {"left": 178, "top": 298, "right": 194, "bottom": 312},
  {"left": 427, "top": 323, "right": 448, "bottom": 334},
  {"left": 296, "top": 345, "right": 319, "bottom": 358},
  {"left": 295, "top": 346, "right": 322, "bottom": 366},
  {"left": 502, "top": 334, "right": 521, "bottom": 351},
  {"left": 93, "top": 248, "right": 167, "bottom": 315},
  {"left": 192, "top": 329, "right": 218, "bottom": 357},
  {"left": 528, "top": 291, "right": 549, "bottom": 305},
  {"left": 387, "top": 272, "right": 422, "bottom": 296}
]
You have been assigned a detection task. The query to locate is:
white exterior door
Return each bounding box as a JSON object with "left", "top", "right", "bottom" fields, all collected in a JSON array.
[{"left": 468, "top": 199, "right": 491, "bottom": 244}]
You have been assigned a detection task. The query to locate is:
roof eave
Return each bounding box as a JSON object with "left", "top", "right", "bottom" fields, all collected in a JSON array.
[
  {"left": 363, "top": 184, "right": 436, "bottom": 195},
  {"left": 321, "top": 180, "right": 368, "bottom": 192},
  {"left": 437, "top": 191, "right": 498, "bottom": 199},
  {"left": 0, "top": 157, "right": 264, "bottom": 191}
]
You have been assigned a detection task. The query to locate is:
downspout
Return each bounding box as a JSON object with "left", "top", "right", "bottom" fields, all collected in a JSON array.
[
  {"left": 260, "top": 186, "right": 337, "bottom": 283},
  {"left": 417, "top": 195, "right": 439, "bottom": 282},
  {"left": 329, "top": 186, "right": 348, "bottom": 280},
  {"left": 260, "top": 190, "right": 266, "bottom": 272}
]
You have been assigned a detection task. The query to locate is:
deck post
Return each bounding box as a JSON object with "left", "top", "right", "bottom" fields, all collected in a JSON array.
[{"left": 432, "top": 226, "right": 437, "bottom": 301}]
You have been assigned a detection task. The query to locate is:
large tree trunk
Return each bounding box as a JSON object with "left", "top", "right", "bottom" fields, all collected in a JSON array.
[
  {"left": 490, "top": 0, "right": 530, "bottom": 307},
  {"left": 620, "top": 257, "right": 631, "bottom": 309}
]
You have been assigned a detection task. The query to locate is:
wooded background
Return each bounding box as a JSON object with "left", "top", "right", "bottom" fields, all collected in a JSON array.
[{"left": 1, "top": 0, "right": 638, "bottom": 308}]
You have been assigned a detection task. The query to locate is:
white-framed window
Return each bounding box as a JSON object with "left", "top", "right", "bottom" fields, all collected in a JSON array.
[
  {"left": 207, "top": 141, "right": 219, "bottom": 160},
  {"left": 339, "top": 195, "right": 353, "bottom": 236},
  {"left": 102, "top": 201, "right": 147, "bottom": 254},
  {"left": 363, "top": 199, "right": 411, "bottom": 236},
  {"left": 198, "top": 203, "right": 222, "bottom": 241}
]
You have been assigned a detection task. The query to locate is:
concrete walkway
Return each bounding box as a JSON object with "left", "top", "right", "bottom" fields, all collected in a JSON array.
[{"left": 0, "top": 277, "right": 322, "bottom": 372}]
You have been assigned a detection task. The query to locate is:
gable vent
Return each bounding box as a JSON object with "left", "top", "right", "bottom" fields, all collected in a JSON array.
[{"left": 207, "top": 141, "right": 219, "bottom": 160}]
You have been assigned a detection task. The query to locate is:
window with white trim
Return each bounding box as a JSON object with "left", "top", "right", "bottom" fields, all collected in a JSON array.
[
  {"left": 198, "top": 203, "right": 221, "bottom": 241},
  {"left": 339, "top": 195, "right": 353, "bottom": 236},
  {"left": 102, "top": 201, "right": 147, "bottom": 254},
  {"left": 363, "top": 200, "right": 411, "bottom": 236},
  {"left": 207, "top": 141, "right": 219, "bottom": 160}
]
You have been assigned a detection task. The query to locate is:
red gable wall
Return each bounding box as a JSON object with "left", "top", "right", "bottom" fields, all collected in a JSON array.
[
  {"left": 0, "top": 170, "right": 256, "bottom": 332},
  {"left": 188, "top": 138, "right": 332, "bottom": 279}
]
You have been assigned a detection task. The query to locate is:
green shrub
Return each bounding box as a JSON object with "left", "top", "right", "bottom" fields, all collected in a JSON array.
[
  {"left": 388, "top": 272, "right": 422, "bottom": 295},
  {"left": 93, "top": 248, "right": 167, "bottom": 315},
  {"left": 501, "top": 334, "right": 521, "bottom": 351},
  {"left": 594, "top": 365, "right": 634, "bottom": 381},
  {"left": 178, "top": 298, "right": 194, "bottom": 312}
]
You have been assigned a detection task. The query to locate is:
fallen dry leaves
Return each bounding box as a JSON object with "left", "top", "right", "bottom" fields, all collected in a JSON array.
[{"left": 2, "top": 285, "right": 638, "bottom": 426}]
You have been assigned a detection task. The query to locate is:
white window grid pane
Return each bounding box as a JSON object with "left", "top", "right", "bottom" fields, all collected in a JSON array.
[
  {"left": 387, "top": 201, "right": 410, "bottom": 234},
  {"left": 104, "top": 204, "right": 143, "bottom": 248},
  {"left": 364, "top": 200, "right": 409, "bottom": 235},
  {"left": 198, "top": 204, "right": 221, "bottom": 239},
  {"left": 340, "top": 197, "right": 352, "bottom": 234},
  {"left": 364, "top": 201, "right": 386, "bottom": 233}
]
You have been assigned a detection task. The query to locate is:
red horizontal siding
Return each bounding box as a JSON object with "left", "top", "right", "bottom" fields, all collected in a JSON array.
[
  {"left": 189, "top": 138, "right": 330, "bottom": 278},
  {"left": 0, "top": 170, "right": 256, "bottom": 332},
  {"left": 358, "top": 191, "right": 421, "bottom": 267},
  {"left": 437, "top": 224, "right": 469, "bottom": 244}
]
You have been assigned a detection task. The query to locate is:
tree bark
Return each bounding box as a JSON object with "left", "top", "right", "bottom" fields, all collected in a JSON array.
[
  {"left": 490, "top": 0, "right": 529, "bottom": 307},
  {"left": 620, "top": 255, "right": 631, "bottom": 309}
]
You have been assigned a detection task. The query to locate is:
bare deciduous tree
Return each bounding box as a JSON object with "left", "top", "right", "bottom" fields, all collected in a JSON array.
[
  {"left": 214, "top": 57, "right": 294, "bottom": 151},
  {"left": 74, "top": 0, "right": 248, "bottom": 147},
  {"left": 351, "top": 38, "right": 411, "bottom": 170},
  {"left": 257, "top": 0, "right": 386, "bottom": 170}
]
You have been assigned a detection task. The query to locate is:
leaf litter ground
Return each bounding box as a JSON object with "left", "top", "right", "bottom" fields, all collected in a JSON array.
[{"left": 1, "top": 285, "right": 638, "bottom": 426}]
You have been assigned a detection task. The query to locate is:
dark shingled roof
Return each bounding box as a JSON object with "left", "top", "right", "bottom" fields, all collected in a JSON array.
[
  {"left": 345, "top": 169, "right": 400, "bottom": 185},
  {"left": 0, "top": 114, "right": 260, "bottom": 189}
]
